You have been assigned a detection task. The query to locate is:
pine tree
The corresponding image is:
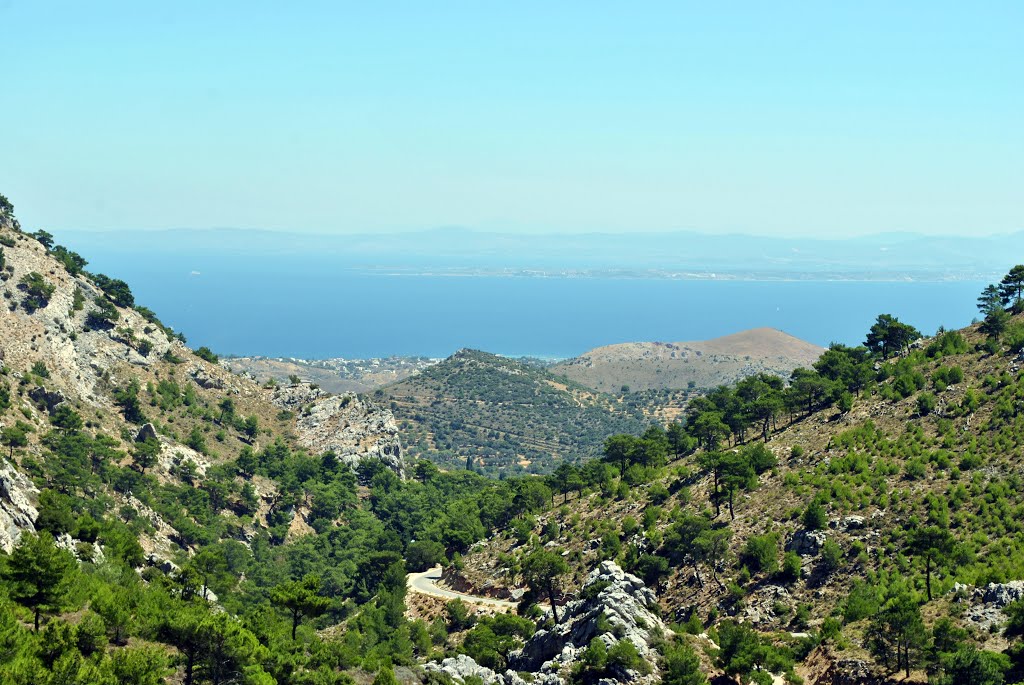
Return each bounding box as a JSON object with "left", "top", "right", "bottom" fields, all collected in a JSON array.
[
  {"left": 3, "top": 532, "right": 77, "bottom": 631},
  {"left": 271, "top": 574, "right": 330, "bottom": 640}
]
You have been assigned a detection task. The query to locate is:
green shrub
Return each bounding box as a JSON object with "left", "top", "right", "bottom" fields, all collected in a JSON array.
[
  {"left": 194, "top": 346, "right": 219, "bottom": 364},
  {"left": 819, "top": 540, "right": 843, "bottom": 574},
  {"left": 916, "top": 392, "right": 936, "bottom": 416},
  {"left": 741, "top": 533, "right": 780, "bottom": 575},
  {"left": 780, "top": 551, "right": 802, "bottom": 583},
  {"left": 803, "top": 500, "right": 828, "bottom": 530},
  {"left": 19, "top": 272, "right": 55, "bottom": 312}
]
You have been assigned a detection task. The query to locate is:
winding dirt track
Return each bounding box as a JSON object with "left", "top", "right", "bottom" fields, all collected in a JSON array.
[{"left": 406, "top": 565, "right": 519, "bottom": 609}]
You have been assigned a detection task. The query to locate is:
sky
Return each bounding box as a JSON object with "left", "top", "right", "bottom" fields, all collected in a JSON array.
[{"left": 1, "top": 2, "right": 1021, "bottom": 237}]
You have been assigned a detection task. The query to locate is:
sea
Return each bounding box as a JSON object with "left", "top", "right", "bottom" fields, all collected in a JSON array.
[{"left": 73, "top": 252, "right": 988, "bottom": 360}]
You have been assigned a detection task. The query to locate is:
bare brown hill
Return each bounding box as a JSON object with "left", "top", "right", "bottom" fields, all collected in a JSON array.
[{"left": 552, "top": 327, "right": 825, "bottom": 392}]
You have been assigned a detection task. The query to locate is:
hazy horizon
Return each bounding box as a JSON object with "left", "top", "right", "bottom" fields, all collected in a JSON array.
[
  {"left": 48, "top": 225, "right": 1024, "bottom": 240},
  {"left": 3, "top": 2, "right": 1021, "bottom": 238}
]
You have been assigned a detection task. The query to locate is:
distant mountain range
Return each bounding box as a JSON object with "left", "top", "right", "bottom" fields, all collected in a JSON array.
[{"left": 55, "top": 226, "right": 1022, "bottom": 280}]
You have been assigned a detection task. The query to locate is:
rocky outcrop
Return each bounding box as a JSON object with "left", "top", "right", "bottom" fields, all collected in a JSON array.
[
  {"left": 509, "top": 561, "right": 665, "bottom": 683},
  {"left": 0, "top": 458, "right": 38, "bottom": 553},
  {"left": 981, "top": 580, "right": 1024, "bottom": 606},
  {"left": 28, "top": 386, "right": 66, "bottom": 412},
  {"left": 425, "top": 561, "right": 664, "bottom": 685},
  {"left": 821, "top": 658, "right": 897, "bottom": 685},
  {"left": 136, "top": 423, "right": 159, "bottom": 442},
  {"left": 787, "top": 529, "right": 827, "bottom": 556},
  {"left": 190, "top": 365, "right": 226, "bottom": 390},
  {"left": 954, "top": 581, "right": 1024, "bottom": 630},
  {"left": 424, "top": 654, "right": 537, "bottom": 685},
  {"left": 271, "top": 384, "right": 405, "bottom": 477}
]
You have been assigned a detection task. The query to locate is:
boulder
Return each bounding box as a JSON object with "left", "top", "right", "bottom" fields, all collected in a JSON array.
[
  {"left": 953, "top": 581, "right": 1024, "bottom": 631},
  {"left": 136, "top": 423, "right": 158, "bottom": 443},
  {"left": 28, "top": 386, "right": 66, "bottom": 412},
  {"left": 786, "top": 529, "right": 827, "bottom": 556},
  {"left": 190, "top": 365, "right": 225, "bottom": 390},
  {"left": 829, "top": 515, "right": 866, "bottom": 531},
  {"left": 424, "top": 654, "right": 530, "bottom": 685}
]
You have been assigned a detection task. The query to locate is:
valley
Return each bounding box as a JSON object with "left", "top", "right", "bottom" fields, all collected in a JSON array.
[{"left": 2, "top": 194, "right": 1024, "bottom": 685}]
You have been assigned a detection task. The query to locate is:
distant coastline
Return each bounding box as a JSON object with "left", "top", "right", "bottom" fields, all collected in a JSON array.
[{"left": 350, "top": 266, "right": 999, "bottom": 282}]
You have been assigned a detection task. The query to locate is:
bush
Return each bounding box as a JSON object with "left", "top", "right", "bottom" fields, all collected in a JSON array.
[
  {"left": 194, "top": 346, "right": 219, "bottom": 364},
  {"left": 1005, "top": 322, "right": 1024, "bottom": 353},
  {"left": 779, "top": 551, "right": 802, "bottom": 583},
  {"left": 648, "top": 482, "right": 669, "bottom": 504},
  {"left": 31, "top": 360, "right": 49, "bottom": 378},
  {"left": 607, "top": 638, "right": 650, "bottom": 675},
  {"left": 406, "top": 540, "right": 445, "bottom": 572},
  {"left": 19, "top": 272, "right": 55, "bottom": 312},
  {"left": 916, "top": 392, "right": 936, "bottom": 416},
  {"left": 85, "top": 298, "right": 120, "bottom": 330},
  {"left": 91, "top": 274, "right": 134, "bottom": 307},
  {"left": 803, "top": 500, "right": 828, "bottom": 531},
  {"left": 819, "top": 540, "right": 843, "bottom": 574},
  {"left": 445, "top": 599, "right": 475, "bottom": 631},
  {"left": 741, "top": 533, "right": 780, "bottom": 575},
  {"left": 660, "top": 640, "right": 707, "bottom": 685}
]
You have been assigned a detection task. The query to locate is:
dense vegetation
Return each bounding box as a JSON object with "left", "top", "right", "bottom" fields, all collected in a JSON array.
[{"left": 379, "top": 349, "right": 649, "bottom": 476}]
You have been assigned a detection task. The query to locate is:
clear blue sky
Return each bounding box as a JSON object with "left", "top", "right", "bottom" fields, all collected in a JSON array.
[{"left": 1, "top": 1, "right": 1021, "bottom": 237}]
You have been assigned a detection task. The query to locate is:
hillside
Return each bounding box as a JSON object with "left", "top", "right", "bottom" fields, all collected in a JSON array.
[
  {"left": 552, "top": 327, "right": 825, "bottom": 393},
  {"left": 378, "top": 349, "right": 650, "bottom": 476},
  {"left": 451, "top": 302, "right": 1024, "bottom": 684},
  {"left": 6, "top": 186, "right": 1024, "bottom": 685},
  {"left": 0, "top": 197, "right": 625, "bottom": 685}
]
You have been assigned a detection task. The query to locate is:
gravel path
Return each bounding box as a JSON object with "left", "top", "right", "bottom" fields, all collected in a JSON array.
[{"left": 406, "top": 565, "right": 520, "bottom": 609}]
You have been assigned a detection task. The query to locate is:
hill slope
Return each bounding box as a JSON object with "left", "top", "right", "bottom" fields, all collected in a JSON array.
[
  {"left": 379, "top": 349, "right": 650, "bottom": 475},
  {"left": 0, "top": 199, "right": 546, "bottom": 684},
  {"left": 455, "top": 311, "right": 1024, "bottom": 683},
  {"left": 552, "top": 327, "right": 824, "bottom": 392}
]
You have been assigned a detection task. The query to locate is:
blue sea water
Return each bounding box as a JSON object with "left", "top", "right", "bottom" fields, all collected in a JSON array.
[{"left": 78, "top": 252, "right": 987, "bottom": 359}]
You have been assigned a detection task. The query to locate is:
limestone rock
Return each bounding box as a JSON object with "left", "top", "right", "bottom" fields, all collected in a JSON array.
[
  {"left": 953, "top": 581, "right": 1024, "bottom": 630},
  {"left": 424, "top": 654, "right": 530, "bottom": 685},
  {"left": 273, "top": 385, "right": 405, "bottom": 478},
  {"left": 982, "top": 580, "right": 1024, "bottom": 607},
  {"left": 830, "top": 515, "right": 866, "bottom": 532},
  {"left": 28, "top": 386, "right": 66, "bottom": 412},
  {"left": 507, "top": 561, "right": 664, "bottom": 684},
  {"left": 190, "top": 365, "right": 225, "bottom": 390},
  {"left": 787, "top": 529, "right": 827, "bottom": 556},
  {"left": 136, "top": 423, "right": 158, "bottom": 442},
  {"left": 0, "top": 458, "right": 38, "bottom": 553}
]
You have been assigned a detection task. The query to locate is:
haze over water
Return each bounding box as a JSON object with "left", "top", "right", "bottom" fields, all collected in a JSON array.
[{"left": 75, "top": 250, "right": 985, "bottom": 359}]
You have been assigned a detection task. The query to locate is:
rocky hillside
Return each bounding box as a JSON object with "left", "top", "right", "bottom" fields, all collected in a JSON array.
[
  {"left": 0, "top": 216, "right": 407, "bottom": 551},
  {"left": 552, "top": 327, "right": 824, "bottom": 393},
  {"left": 453, "top": 309, "right": 1024, "bottom": 684},
  {"left": 378, "top": 349, "right": 649, "bottom": 476}
]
